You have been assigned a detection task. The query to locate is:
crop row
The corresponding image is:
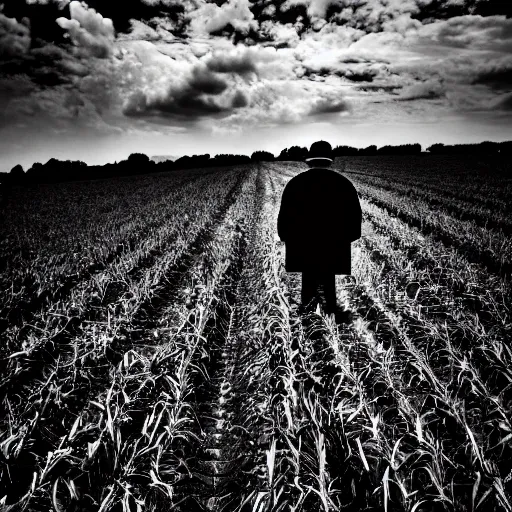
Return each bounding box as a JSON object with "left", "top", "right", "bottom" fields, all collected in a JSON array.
[
  {"left": 352, "top": 180, "right": 512, "bottom": 279},
  {"left": 2, "top": 160, "right": 510, "bottom": 511},
  {"left": 0, "top": 167, "right": 255, "bottom": 510},
  {"left": 351, "top": 234, "right": 511, "bottom": 510},
  {"left": 357, "top": 214, "right": 512, "bottom": 436},
  {"left": 361, "top": 197, "right": 512, "bottom": 347},
  {"left": 0, "top": 168, "right": 238, "bottom": 334},
  {"left": 345, "top": 171, "right": 512, "bottom": 235},
  {"left": 334, "top": 156, "right": 512, "bottom": 209},
  {"left": 269, "top": 162, "right": 511, "bottom": 510}
]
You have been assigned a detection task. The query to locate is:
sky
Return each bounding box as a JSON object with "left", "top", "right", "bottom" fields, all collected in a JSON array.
[{"left": 0, "top": 0, "right": 511, "bottom": 171}]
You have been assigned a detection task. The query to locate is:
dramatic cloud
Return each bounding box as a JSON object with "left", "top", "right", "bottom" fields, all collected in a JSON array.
[
  {"left": 187, "top": 0, "right": 258, "bottom": 36},
  {"left": 209, "top": 76, "right": 352, "bottom": 134},
  {"left": 205, "top": 45, "right": 286, "bottom": 77},
  {"left": 0, "top": 0, "right": 511, "bottom": 169},
  {"left": 57, "top": 1, "right": 115, "bottom": 58},
  {"left": 309, "top": 94, "right": 350, "bottom": 114},
  {"left": 0, "top": 3, "right": 130, "bottom": 142},
  {"left": 415, "top": 14, "right": 512, "bottom": 52},
  {"left": 214, "top": 80, "right": 307, "bottom": 130},
  {"left": 204, "top": 47, "right": 259, "bottom": 76},
  {"left": 0, "top": 12, "right": 31, "bottom": 59},
  {"left": 280, "top": 0, "right": 433, "bottom": 30},
  {"left": 123, "top": 59, "right": 250, "bottom": 120},
  {"left": 282, "top": 0, "right": 342, "bottom": 19},
  {"left": 470, "top": 57, "right": 512, "bottom": 89},
  {"left": 397, "top": 79, "right": 445, "bottom": 101},
  {"left": 490, "top": 92, "right": 512, "bottom": 111},
  {"left": 26, "top": 0, "right": 70, "bottom": 5},
  {"left": 259, "top": 20, "right": 300, "bottom": 47}
]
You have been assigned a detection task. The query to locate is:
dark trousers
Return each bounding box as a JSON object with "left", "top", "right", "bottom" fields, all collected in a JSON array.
[{"left": 301, "top": 272, "right": 337, "bottom": 313}]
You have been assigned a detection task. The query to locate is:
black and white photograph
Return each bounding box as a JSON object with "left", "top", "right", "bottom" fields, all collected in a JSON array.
[{"left": 0, "top": 0, "right": 511, "bottom": 510}]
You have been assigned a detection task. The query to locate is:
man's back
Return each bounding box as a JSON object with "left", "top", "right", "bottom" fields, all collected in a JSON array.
[{"left": 278, "top": 168, "right": 361, "bottom": 242}]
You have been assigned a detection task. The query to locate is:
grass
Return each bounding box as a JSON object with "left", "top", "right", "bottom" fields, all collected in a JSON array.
[{"left": 0, "top": 157, "right": 511, "bottom": 511}]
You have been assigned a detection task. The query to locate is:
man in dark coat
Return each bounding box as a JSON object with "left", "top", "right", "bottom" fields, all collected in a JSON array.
[{"left": 277, "top": 140, "right": 362, "bottom": 314}]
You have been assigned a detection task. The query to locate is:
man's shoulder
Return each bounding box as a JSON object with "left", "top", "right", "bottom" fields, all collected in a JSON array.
[
  {"left": 289, "top": 168, "right": 337, "bottom": 179},
  {"left": 285, "top": 168, "right": 357, "bottom": 189},
  {"left": 284, "top": 171, "right": 310, "bottom": 187},
  {"left": 292, "top": 168, "right": 352, "bottom": 183}
]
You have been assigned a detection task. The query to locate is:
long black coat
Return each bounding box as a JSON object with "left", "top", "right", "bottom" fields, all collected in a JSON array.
[{"left": 277, "top": 168, "right": 362, "bottom": 274}]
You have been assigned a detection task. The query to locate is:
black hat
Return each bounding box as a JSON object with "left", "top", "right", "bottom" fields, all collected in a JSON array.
[{"left": 306, "top": 140, "right": 333, "bottom": 163}]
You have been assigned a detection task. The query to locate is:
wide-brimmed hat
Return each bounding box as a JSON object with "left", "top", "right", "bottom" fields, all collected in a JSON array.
[{"left": 305, "top": 140, "right": 333, "bottom": 163}]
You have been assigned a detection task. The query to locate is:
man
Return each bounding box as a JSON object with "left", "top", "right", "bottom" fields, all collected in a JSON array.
[{"left": 277, "top": 140, "right": 362, "bottom": 315}]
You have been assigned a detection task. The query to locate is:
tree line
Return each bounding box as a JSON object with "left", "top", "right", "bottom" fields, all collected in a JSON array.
[
  {"left": 2, "top": 153, "right": 254, "bottom": 185},
  {"left": 2, "top": 140, "right": 512, "bottom": 185}
]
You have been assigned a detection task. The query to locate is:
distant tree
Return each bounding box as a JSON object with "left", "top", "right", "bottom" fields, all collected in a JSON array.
[
  {"left": 427, "top": 143, "right": 445, "bottom": 154},
  {"left": 377, "top": 143, "right": 422, "bottom": 155},
  {"left": 288, "top": 146, "right": 308, "bottom": 161},
  {"left": 278, "top": 148, "right": 289, "bottom": 160},
  {"left": 9, "top": 164, "right": 25, "bottom": 184},
  {"left": 27, "top": 162, "right": 43, "bottom": 178},
  {"left": 277, "top": 146, "right": 308, "bottom": 161},
  {"left": 333, "top": 145, "right": 358, "bottom": 156},
  {"left": 174, "top": 155, "right": 191, "bottom": 169},
  {"left": 359, "top": 145, "right": 377, "bottom": 156},
  {"left": 251, "top": 151, "right": 275, "bottom": 162},
  {"left": 0, "top": 164, "right": 24, "bottom": 185},
  {"left": 427, "top": 142, "right": 506, "bottom": 155},
  {"left": 479, "top": 141, "right": 500, "bottom": 154},
  {"left": 499, "top": 141, "right": 512, "bottom": 154},
  {"left": 174, "top": 154, "right": 211, "bottom": 169},
  {"left": 212, "top": 154, "right": 251, "bottom": 166},
  {"left": 157, "top": 159, "right": 176, "bottom": 171},
  {"left": 406, "top": 143, "right": 422, "bottom": 154},
  {"left": 10, "top": 164, "right": 24, "bottom": 175},
  {"left": 191, "top": 154, "right": 211, "bottom": 167},
  {"left": 128, "top": 153, "right": 150, "bottom": 164},
  {"left": 116, "top": 153, "right": 150, "bottom": 176}
]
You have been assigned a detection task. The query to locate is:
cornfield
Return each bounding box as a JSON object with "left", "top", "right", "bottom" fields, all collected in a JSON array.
[{"left": 0, "top": 156, "right": 511, "bottom": 512}]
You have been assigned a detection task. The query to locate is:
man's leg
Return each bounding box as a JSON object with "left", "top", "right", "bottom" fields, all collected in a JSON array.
[
  {"left": 322, "top": 273, "right": 337, "bottom": 314},
  {"left": 301, "top": 272, "right": 319, "bottom": 310}
]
